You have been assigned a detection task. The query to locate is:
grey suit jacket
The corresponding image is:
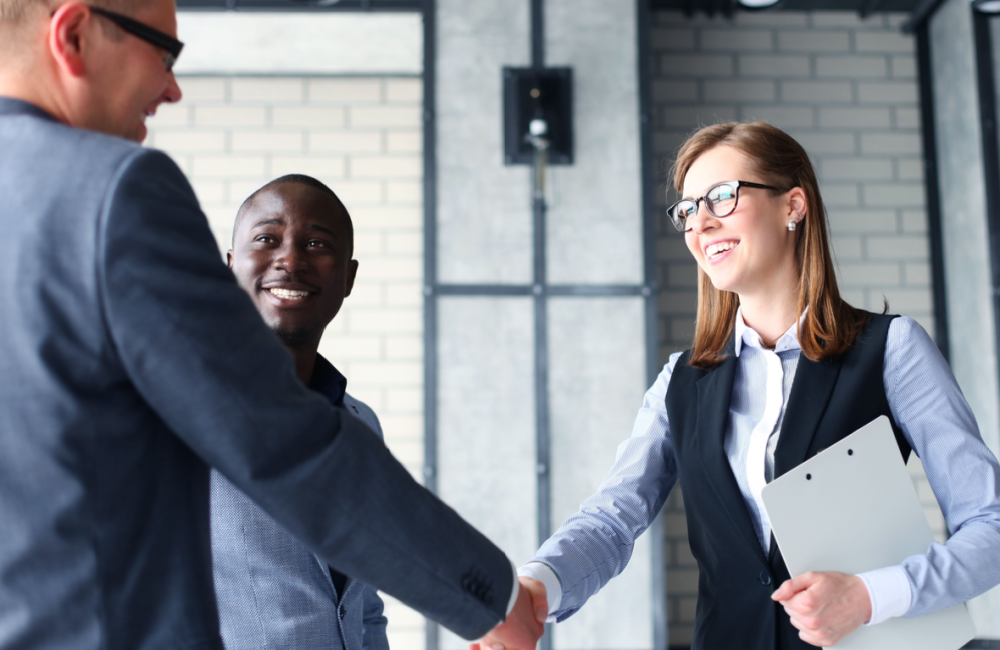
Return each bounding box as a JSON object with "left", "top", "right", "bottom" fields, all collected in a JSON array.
[
  {"left": 0, "top": 97, "right": 511, "bottom": 650},
  {"left": 212, "top": 355, "right": 389, "bottom": 650}
]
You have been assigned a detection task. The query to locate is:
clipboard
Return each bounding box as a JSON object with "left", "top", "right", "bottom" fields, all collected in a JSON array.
[{"left": 760, "top": 416, "right": 977, "bottom": 650}]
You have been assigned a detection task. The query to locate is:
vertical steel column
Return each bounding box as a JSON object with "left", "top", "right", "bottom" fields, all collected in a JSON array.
[
  {"left": 914, "top": 22, "right": 950, "bottom": 361},
  {"left": 422, "top": 2, "right": 440, "bottom": 649}
]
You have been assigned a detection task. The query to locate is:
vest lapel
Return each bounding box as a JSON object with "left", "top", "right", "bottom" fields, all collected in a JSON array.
[
  {"left": 772, "top": 353, "right": 844, "bottom": 480},
  {"left": 694, "top": 338, "right": 769, "bottom": 566}
]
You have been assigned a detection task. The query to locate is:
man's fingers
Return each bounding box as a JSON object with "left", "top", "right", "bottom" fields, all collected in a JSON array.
[
  {"left": 773, "top": 571, "right": 822, "bottom": 602},
  {"left": 518, "top": 577, "right": 549, "bottom": 624}
]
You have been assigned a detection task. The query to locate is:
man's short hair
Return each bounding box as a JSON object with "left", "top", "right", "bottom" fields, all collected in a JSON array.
[
  {"left": 1, "top": 0, "right": 142, "bottom": 49},
  {"left": 233, "top": 174, "right": 355, "bottom": 258}
]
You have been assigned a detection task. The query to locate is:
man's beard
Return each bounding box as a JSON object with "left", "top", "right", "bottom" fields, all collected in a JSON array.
[{"left": 273, "top": 323, "right": 323, "bottom": 350}]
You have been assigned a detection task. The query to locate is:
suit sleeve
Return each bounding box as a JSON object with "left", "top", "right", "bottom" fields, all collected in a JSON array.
[
  {"left": 361, "top": 586, "right": 390, "bottom": 650},
  {"left": 95, "top": 149, "right": 512, "bottom": 640}
]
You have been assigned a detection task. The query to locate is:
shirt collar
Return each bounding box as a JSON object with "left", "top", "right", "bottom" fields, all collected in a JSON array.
[
  {"left": 308, "top": 354, "right": 348, "bottom": 407},
  {"left": 0, "top": 97, "right": 59, "bottom": 122},
  {"left": 734, "top": 306, "right": 804, "bottom": 357}
]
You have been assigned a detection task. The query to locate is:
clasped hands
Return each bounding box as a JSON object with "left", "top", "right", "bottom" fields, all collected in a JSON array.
[
  {"left": 469, "top": 577, "right": 548, "bottom": 650},
  {"left": 772, "top": 570, "right": 873, "bottom": 647}
]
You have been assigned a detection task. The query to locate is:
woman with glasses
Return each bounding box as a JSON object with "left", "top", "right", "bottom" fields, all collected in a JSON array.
[{"left": 501, "top": 122, "right": 1000, "bottom": 650}]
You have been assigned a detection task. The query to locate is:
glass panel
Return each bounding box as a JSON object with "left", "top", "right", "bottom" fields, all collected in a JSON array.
[
  {"left": 437, "top": 297, "right": 537, "bottom": 649},
  {"left": 544, "top": 0, "right": 643, "bottom": 285},
  {"left": 547, "top": 297, "right": 654, "bottom": 649}
]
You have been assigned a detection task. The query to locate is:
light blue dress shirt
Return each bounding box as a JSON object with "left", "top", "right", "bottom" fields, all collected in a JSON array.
[
  {"left": 522, "top": 314, "right": 1000, "bottom": 626},
  {"left": 211, "top": 356, "right": 390, "bottom": 650}
]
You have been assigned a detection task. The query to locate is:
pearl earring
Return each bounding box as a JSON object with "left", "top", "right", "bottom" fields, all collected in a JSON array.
[{"left": 787, "top": 219, "right": 797, "bottom": 232}]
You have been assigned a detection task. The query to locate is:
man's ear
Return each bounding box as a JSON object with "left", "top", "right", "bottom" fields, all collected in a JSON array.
[
  {"left": 344, "top": 259, "right": 359, "bottom": 298},
  {"left": 48, "top": 3, "right": 92, "bottom": 78},
  {"left": 226, "top": 250, "right": 234, "bottom": 269}
]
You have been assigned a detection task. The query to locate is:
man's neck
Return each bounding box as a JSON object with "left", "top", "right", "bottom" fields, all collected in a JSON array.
[{"left": 287, "top": 345, "right": 319, "bottom": 386}]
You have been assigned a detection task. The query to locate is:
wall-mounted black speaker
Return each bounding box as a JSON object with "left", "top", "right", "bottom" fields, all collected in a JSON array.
[{"left": 502, "top": 67, "right": 573, "bottom": 166}]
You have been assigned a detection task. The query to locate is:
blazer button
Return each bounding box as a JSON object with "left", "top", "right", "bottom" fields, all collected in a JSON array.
[{"left": 759, "top": 571, "right": 771, "bottom": 586}]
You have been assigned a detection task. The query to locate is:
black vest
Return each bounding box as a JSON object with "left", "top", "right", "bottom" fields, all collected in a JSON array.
[{"left": 665, "top": 314, "right": 910, "bottom": 650}]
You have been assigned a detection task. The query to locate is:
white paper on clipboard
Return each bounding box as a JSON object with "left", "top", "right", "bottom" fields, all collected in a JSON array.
[{"left": 760, "top": 415, "right": 977, "bottom": 650}]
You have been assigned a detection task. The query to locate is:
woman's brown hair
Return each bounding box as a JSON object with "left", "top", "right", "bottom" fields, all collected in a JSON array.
[{"left": 671, "top": 121, "right": 869, "bottom": 369}]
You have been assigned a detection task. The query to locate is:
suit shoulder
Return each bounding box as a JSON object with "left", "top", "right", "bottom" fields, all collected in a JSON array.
[{"left": 342, "top": 393, "right": 383, "bottom": 440}]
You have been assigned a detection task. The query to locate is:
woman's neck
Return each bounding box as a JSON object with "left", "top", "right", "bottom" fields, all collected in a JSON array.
[{"left": 738, "top": 287, "right": 800, "bottom": 349}]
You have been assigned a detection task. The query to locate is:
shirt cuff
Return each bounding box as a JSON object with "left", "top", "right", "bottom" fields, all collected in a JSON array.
[
  {"left": 505, "top": 560, "right": 520, "bottom": 618},
  {"left": 858, "top": 566, "right": 912, "bottom": 626},
  {"left": 517, "top": 562, "right": 563, "bottom": 622}
]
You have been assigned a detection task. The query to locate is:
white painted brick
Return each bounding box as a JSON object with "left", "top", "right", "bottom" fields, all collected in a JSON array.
[
  {"left": 350, "top": 307, "right": 421, "bottom": 334},
  {"left": 904, "top": 262, "right": 931, "bottom": 286},
  {"left": 886, "top": 13, "right": 911, "bottom": 29},
  {"left": 155, "top": 130, "right": 226, "bottom": 153},
  {"left": 818, "top": 106, "right": 891, "bottom": 129},
  {"left": 357, "top": 257, "right": 422, "bottom": 280},
  {"left": 789, "top": 131, "right": 857, "bottom": 154},
  {"left": 309, "top": 131, "right": 383, "bottom": 153},
  {"left": 335, "top": 181, "right": 385, "bottom": 205},
  {"left": 816, "top": 55, "right": 888, "bottom": 78},
  {"left": 386, "top": 283, "right": 423, "bottom": 306},
  {"left": 380, "top": 406, "right": 424, "bottom": 436},
  {"left": 652, "top": 80, "right": 699, "bottom": 103},
  {"left": 700, "top": 29, "right": 774, "bottom": 52},
  {"left": 880, "top": 287, "right": 932, "bottom": 313},
  {"left": 858, "top": 81, "right": 918, "bottom": 104},
  {"left": 840, "top": 288, "right": 866, "bottom": 306},
  {"left": 349, "top": 361, "right": 422, "bottom": 386},
  {"left": 781, "top": 81, "right": 853, "bottom": 103},
  {"left": 353, "top": 231, "right": 384, "bottom": 255},
  {"left": 175, "top": 77, "right": 227, "bottom": 101},
  {"left": 190, "top": 180, "right": 226, "bottom": 204},
  {"left": 831, "top": 235, "right": 864, "bottom": 259},
  {"left": 191, "top": 155, "right": 267, "bottom": 178},
  {"left": 901, "top": 209, "right": 928, "bottom": 233},
  {"left": 865, "top": 234, "right": 929, "bottom": 259},
  {"left": 231, "top": 131, "right": 305, "bottom": 153},
  {"left": 271, "top": 106, "right": 347, "bottom": 128},
  {"left": 323, "top": 334, "right": 382, "bottom": 360},
  {"left": 386, "top": 180, "right": 422, "bottom": 203},
  {"left": 159, "top": 151, "right": 191, "bottom": 175},
  {"left": 350, "top": 106, "right": 422, "bottom": 128},
  {"left": 351, "top": 155, "right": 422, "bottom": 179},
  {"left": 387, "top": 388, "right": 423, "bottom": 412},
  {"left": 739, "top": 105, "right": 814, "bottom": 128},
  {"left": 863, "top": 183, "right": 925, "bottom": 207},
  {"left": 150, "top": 104, "right": 191, "bottom": 127},
  {"left": 891, "top": 55, "right": 917, "bottom": 79},
  {"left": 194, "top": 106, "right": 267, "bottom": 127},
  {"left": 828, "top": 208, "right": 897, "bottom": 232},
  {"left": 855, "top": 31, "right": 914, "bottom": 53},
  {"left": 821, "top": 157, "right": 893, "bottom": 180},
  {"left": 738, "top": 54, "right": 810, "bottom": 77},
  {"left": 838, "top": 262, "right": 901, "bottom": 286},
  {"left": 778, "top": 30, "right": 850, "bottom": 52},
  {"left": 734, "top": 12, "right": 807, "bottom": 27},
  {"left": 821, "top": 183, "right": 860, "bottom": 207},
  {"left": 894, "top": 106, "right": 921, "bottom": 129},
  {"left": 230, "top": 78, "right": 305, "bottom": 103},
  {"left": 661, "top": 106, "right": 738, "bottom": 128},
  {"left": 385, "top": 438, "right": 423, "bottom": 468},
  {"left": 386, "top": 131, "right": 422, "bottom": 153},
  {"left": 308, "top": 78, "right": 382, "bottom": 103},
  {"left": 386, "top": 230, "right": 422, "bottom": 255},
  {"left": 810, "top": 12, "right": 884, "bottom": 28},
  {"left": 896, "top": 157, "right": 924, "bottom": 182},
  {"left": 650, "top": 27, "right": 697, "bottom": 51},
  {"left": 703, "top": 80, "right": 776, "bottom": 103},
  {"left": 269, "top": 155, "right": 347, "bottom": 180},
  {"left": 385, "top": 78, "right": 422, "bottom": 103},
  {"left": 342, "top": 281, "right": 384, "bottom": 306},
  {"left": 861, "top": 133, "right": 921, "bottom": 155},
  {"left": 660, "top": 54, "right": 734, "bottom": 77},
  {"left": 229, "top": 180, "right": 271, "bottom": 204}
]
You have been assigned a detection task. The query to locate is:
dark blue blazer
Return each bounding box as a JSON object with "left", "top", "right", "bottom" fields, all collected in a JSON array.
[{"left": 0, "top": 98, "right": 511, "bottom": 649}]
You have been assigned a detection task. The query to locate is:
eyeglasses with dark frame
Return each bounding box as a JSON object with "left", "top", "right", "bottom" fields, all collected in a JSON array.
[
  {"left": 666, "top": 180, "right": 785, "bottom": 232},
  {"left": 88, "top": 6, "right": 184, "bottom": 72}
]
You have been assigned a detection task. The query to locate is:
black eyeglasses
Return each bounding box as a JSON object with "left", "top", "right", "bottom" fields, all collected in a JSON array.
[
  {"left": 666, "top": 180, "right": 784, "bottom": 232},
  {"left": 89, "top": 6, "right": 184, "bottom": 72}
]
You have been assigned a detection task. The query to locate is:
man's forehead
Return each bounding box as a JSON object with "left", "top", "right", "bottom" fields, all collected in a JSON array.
[{"left": 242, "top": 185, "right": 345, "bottom": 232}]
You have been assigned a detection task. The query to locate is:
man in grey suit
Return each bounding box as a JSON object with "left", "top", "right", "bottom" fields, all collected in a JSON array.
[
  {"left": 212, "top": 175, "right": 390, "bottom": 650},
  {"left": 0, "top": 0, "right": 544, "bottom": 648}
]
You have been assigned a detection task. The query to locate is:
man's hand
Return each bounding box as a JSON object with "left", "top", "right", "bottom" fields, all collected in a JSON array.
[
  {"left": 772, "top": 571, "right": 872, "bottom": 647},
  {"left": 469, "top": 577, "right": 548, "bottom": 650}
]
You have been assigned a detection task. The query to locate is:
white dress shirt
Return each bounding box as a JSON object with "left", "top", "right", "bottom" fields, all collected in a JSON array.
[{"left": 521, "top": 312, "right": 1000, "bottom": 627}]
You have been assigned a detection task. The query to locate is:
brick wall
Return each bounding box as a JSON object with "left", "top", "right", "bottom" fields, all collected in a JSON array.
[
  {"left": 146, "top": 75, "right": 426, "bottom": 650},
  {"left": 648, "top": 12, "right": 941, "bottom": 646}
]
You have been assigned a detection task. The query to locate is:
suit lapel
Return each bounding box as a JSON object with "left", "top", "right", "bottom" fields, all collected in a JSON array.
[
  {"left": 772, "top": 353, "right": 844, "bottom": 479},
  {"left": 695, "top": 338, "right": 769, "bottom": 566}
]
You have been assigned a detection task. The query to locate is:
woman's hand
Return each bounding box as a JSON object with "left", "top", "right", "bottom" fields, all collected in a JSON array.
[{"left": 771, "top": 571, "right": 872, "bottom": 647}]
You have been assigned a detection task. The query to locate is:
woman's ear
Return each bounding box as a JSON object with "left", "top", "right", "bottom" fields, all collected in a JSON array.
[{"left": 786, "top": 186, "right": 808, "bottom": 227}]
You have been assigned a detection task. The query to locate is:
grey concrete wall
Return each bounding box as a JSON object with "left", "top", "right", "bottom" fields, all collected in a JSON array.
[
  {"left": 649, "top": 10, "right": 942, "bottom": 645},
  {"left": 929, "top": 0, "right": 1000, "bottom": 635}
]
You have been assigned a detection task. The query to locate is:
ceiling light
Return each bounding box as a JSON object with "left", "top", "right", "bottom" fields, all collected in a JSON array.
[
  {"left": 739, "top": 0, "right": 782, "bottom": 8},
  {"left": 975, "top": 0, "right": 1000, "bottom": 13}
]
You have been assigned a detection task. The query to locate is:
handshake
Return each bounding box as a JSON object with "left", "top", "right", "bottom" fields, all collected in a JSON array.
[{"left": 469, "top": 577, "right": 549, "bottom": 650}]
